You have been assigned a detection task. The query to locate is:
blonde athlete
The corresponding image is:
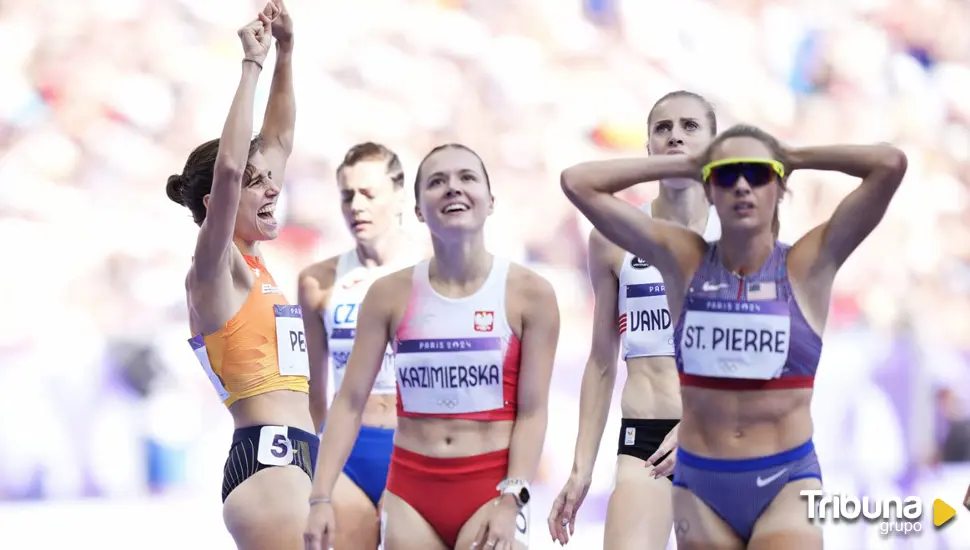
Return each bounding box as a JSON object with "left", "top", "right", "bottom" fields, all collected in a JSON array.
[{"left": 548, "top": 91, "right": 719, "bottom": 549}]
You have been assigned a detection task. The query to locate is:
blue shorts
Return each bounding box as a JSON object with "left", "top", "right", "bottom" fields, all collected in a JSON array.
[
  {"left": 672, "top": 439, "right": 822, "bottom": 542},
  {"left": 322, "top": 423, "right": 394, "bottom": 506}
]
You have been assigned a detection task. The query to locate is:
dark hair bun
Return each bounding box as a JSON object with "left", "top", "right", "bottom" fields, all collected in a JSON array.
[{"left": 166, "top": 174, "right": 185, "bottom": 205}]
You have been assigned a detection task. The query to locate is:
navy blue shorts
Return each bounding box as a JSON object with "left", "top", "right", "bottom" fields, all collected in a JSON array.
[
  {"left": 222, "top": 425, "right": 319, "bottom": 502},
  {"left": 672, "top": 439, "right": 822, "bottom": 542},
  {"left": 322, "top": 423, "right": 394, "bottom": 506}
]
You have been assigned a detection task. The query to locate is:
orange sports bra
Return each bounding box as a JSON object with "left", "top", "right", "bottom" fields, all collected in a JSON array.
[{"left": 188, "top": 255, "right": 310, "bottom": 407}]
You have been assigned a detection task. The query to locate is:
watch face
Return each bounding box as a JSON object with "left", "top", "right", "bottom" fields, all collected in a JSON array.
[{"left": 519, "top": 487, "right": 531, "bottom": 505}]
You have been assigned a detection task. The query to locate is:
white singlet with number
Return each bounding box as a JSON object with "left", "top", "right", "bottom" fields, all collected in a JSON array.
[
  {"left": 324, "top": 250, "right": 414, "bottom": 395},
  {"left": 618, "top": 202, "right": 720, "bottom": 359},
  {"left": 275, "top": 304, "right": 311, "bottom": 377},
  {"left": 394, "top": 258, "right": 514, "bottom": 416},
  {"left": 679, "top": 298, "right": 791, "bottom": 380},
  {"left": 256, "top": 425, "right": 294, "bottom": 466}
]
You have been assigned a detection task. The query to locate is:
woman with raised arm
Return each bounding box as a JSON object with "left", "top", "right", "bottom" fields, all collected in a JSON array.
[
  {"left": 304, "top": 144, "right": 560, "bottom": 550},
  {"left": 166, "top": 3, "right": 311, "bottom": 549},
  {"left": 547, "top": 90, "right": 720, "bottom": 550},
  {"left": 561, "top": 124, "right": 907, "bottom": 550}
]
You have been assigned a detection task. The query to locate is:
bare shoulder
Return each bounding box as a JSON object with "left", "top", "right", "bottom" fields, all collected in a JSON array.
[
  {"left": 297, "top": 256, "right": 340, "bottom": 308},
  {"left": 371, "top": 265, "right": 416, "bottom": 299},
  {"left": 508, "top": 262, "right": 557, "bottom": 306},
  {"left": 588, "top": 228, "right": 625, "bottom": 276}
]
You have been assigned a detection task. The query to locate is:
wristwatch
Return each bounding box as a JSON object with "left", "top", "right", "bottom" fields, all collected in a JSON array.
[{"left": 497, "top": 478, "right": 531, "bottom": 507}]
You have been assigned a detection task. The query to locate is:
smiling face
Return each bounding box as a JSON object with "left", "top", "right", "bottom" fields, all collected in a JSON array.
[
  {"left": 413, "top": 145, "right": 493, "bottom": 238},
  {"left": 704, "top": 137, "right": 782, "bottom": 237}
]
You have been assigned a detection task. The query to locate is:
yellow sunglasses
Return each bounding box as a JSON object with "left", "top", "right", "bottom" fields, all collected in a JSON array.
[{"left": 701, "top": 158, "right": 785, "bottom": 188}]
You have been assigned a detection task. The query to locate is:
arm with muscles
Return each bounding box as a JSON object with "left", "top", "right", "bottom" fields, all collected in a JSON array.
[
  {"left": 303, "top": 280, "right": 394, "bottom": 550},
  {"left": 474, "top": 275, "right": 561, "bottom": 550},
  {"left": 298, "top": 270, "right": 332, "bottom": 432},
  {"left": 788, "top": 144, "right": 908, "bottom": 275},
  {"left": 560, "top": 156, "right": 706, "bottom": 286},
  {"left": 547, "top": 231, "right": 620, "bottom": 545},
  {"left": 193, "top": 13, "right": 273, "bottom": 281},
  {"left": 257, "top": 0, "right": 295, "bottom": 183}
]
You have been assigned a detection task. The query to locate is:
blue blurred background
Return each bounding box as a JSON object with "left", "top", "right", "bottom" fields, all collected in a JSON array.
[{"left": 1, "top": 0, "right": 969, "bottom": 548}]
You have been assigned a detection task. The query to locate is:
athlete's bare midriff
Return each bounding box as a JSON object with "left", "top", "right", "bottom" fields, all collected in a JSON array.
[
  {"left": 620, "top": 355, "right": 682, "bottom": 419},
  {"left": 228, "top": 390, "right": 314, "bottom": 432},
  {"left": 678, "top": 386, "right": 813, "bottom": 460},
  {"left": 361, "top": 394, "right": 397, "bottom": 429},
  {"left": 394, "top": 417, "right": 514, "bottom": 458}
]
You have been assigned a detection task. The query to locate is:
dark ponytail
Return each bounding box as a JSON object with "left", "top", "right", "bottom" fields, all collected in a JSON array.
[{"left": 166, "top": 174, "right": 185, "bottom": 205}]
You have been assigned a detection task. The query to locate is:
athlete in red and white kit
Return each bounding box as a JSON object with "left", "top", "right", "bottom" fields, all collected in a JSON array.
[{"left": 303, "top": 143, "right": 560, "bottom": 550}]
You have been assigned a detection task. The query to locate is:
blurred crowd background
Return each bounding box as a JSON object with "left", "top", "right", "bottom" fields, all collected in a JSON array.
[{"left": 1, "top": 0, "right": 969, "bottom": 548}]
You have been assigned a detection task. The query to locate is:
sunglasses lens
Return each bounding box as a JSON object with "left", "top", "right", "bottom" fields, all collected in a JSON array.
[{"left": 709, "top": 163, "right": 775, "bottom": 188}]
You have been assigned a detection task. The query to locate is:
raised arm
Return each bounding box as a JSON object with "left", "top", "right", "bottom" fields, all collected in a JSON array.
[
  {"left": 570, "top": 230, "right": 621, "bottom": 479},
  {"left": 193, "top": 13, "right": 273, "bottom": 280},
  {"left": 505, "top": 271, "right": 561, "bottom": 486},
  {"left": 560, "top": 156, "right": 706, "bottom": 280},
  {"left": 258, "top": 0, "right": 295, "bottom": 185},
  {"left": 790, "top": 144, "right": 908, "bottom": 275},
  {"left": 308, "top": 276, "right": 395, "bottom": 501},
  {"left": 298, "top": 262, "right": 335, "bottom": 432}
]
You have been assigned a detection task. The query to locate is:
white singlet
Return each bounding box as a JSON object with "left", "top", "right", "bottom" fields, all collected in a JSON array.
[
  {"left": 393, "top": 257, "right": 519, "bottom": 418},
  {"left": 323, "top": 250, "right": 413, "bottom": 395},
  {"left": 617, "top": 201, "right": 721, "bottom": 359}
]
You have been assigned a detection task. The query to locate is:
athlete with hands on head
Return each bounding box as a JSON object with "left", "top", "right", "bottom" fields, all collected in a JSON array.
[{"left": 562, "top": 124, "right": 907, "bottom": 549}]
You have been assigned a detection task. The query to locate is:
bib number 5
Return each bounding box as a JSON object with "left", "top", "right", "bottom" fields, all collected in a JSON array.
[{"left": 257, "top": 426, "right": 294, "bottom": 466}]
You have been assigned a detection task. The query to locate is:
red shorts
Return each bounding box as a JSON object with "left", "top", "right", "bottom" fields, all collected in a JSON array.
[{"left": 385, "top": 445, "right": 509, "bottom": 547}]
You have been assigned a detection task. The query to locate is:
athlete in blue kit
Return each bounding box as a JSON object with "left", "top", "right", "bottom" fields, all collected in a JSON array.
[{"left": 299, "top": 142, "right": 422, "bottom": 550}]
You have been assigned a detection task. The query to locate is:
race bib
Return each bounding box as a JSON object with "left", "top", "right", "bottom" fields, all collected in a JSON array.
[
  {"left": 256, "top": 425, "right": 294, "bottom": 467},
  {"left": 679, "top": 298, "right": 790, "bottom": 380},
  {"left": 624, "top": 283, "right": 674, "bottom": 349},
  {"left": 188, "top": 334, "right": 230, "bottom": 401},
  {"left": 395, "top": 337, "right": 505, "bottom": 414},
  {"left": 331, "top": 343, "right": 395, "bottom": 394},
  {"left": 275, "top": 305, "right": 311, "bottom": 377}
]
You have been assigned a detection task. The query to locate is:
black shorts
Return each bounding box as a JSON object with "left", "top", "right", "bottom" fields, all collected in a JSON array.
[
  {"left": 617, "top": 418, "right": 678, "bottom": 481},
  {"left": 222, "top": 425, "right": 319, "bottom": 502}
]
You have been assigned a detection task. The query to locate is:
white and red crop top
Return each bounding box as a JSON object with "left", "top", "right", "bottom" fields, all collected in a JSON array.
[{"left": 394, "top": 256, "right": 520, "bottom": 421}]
